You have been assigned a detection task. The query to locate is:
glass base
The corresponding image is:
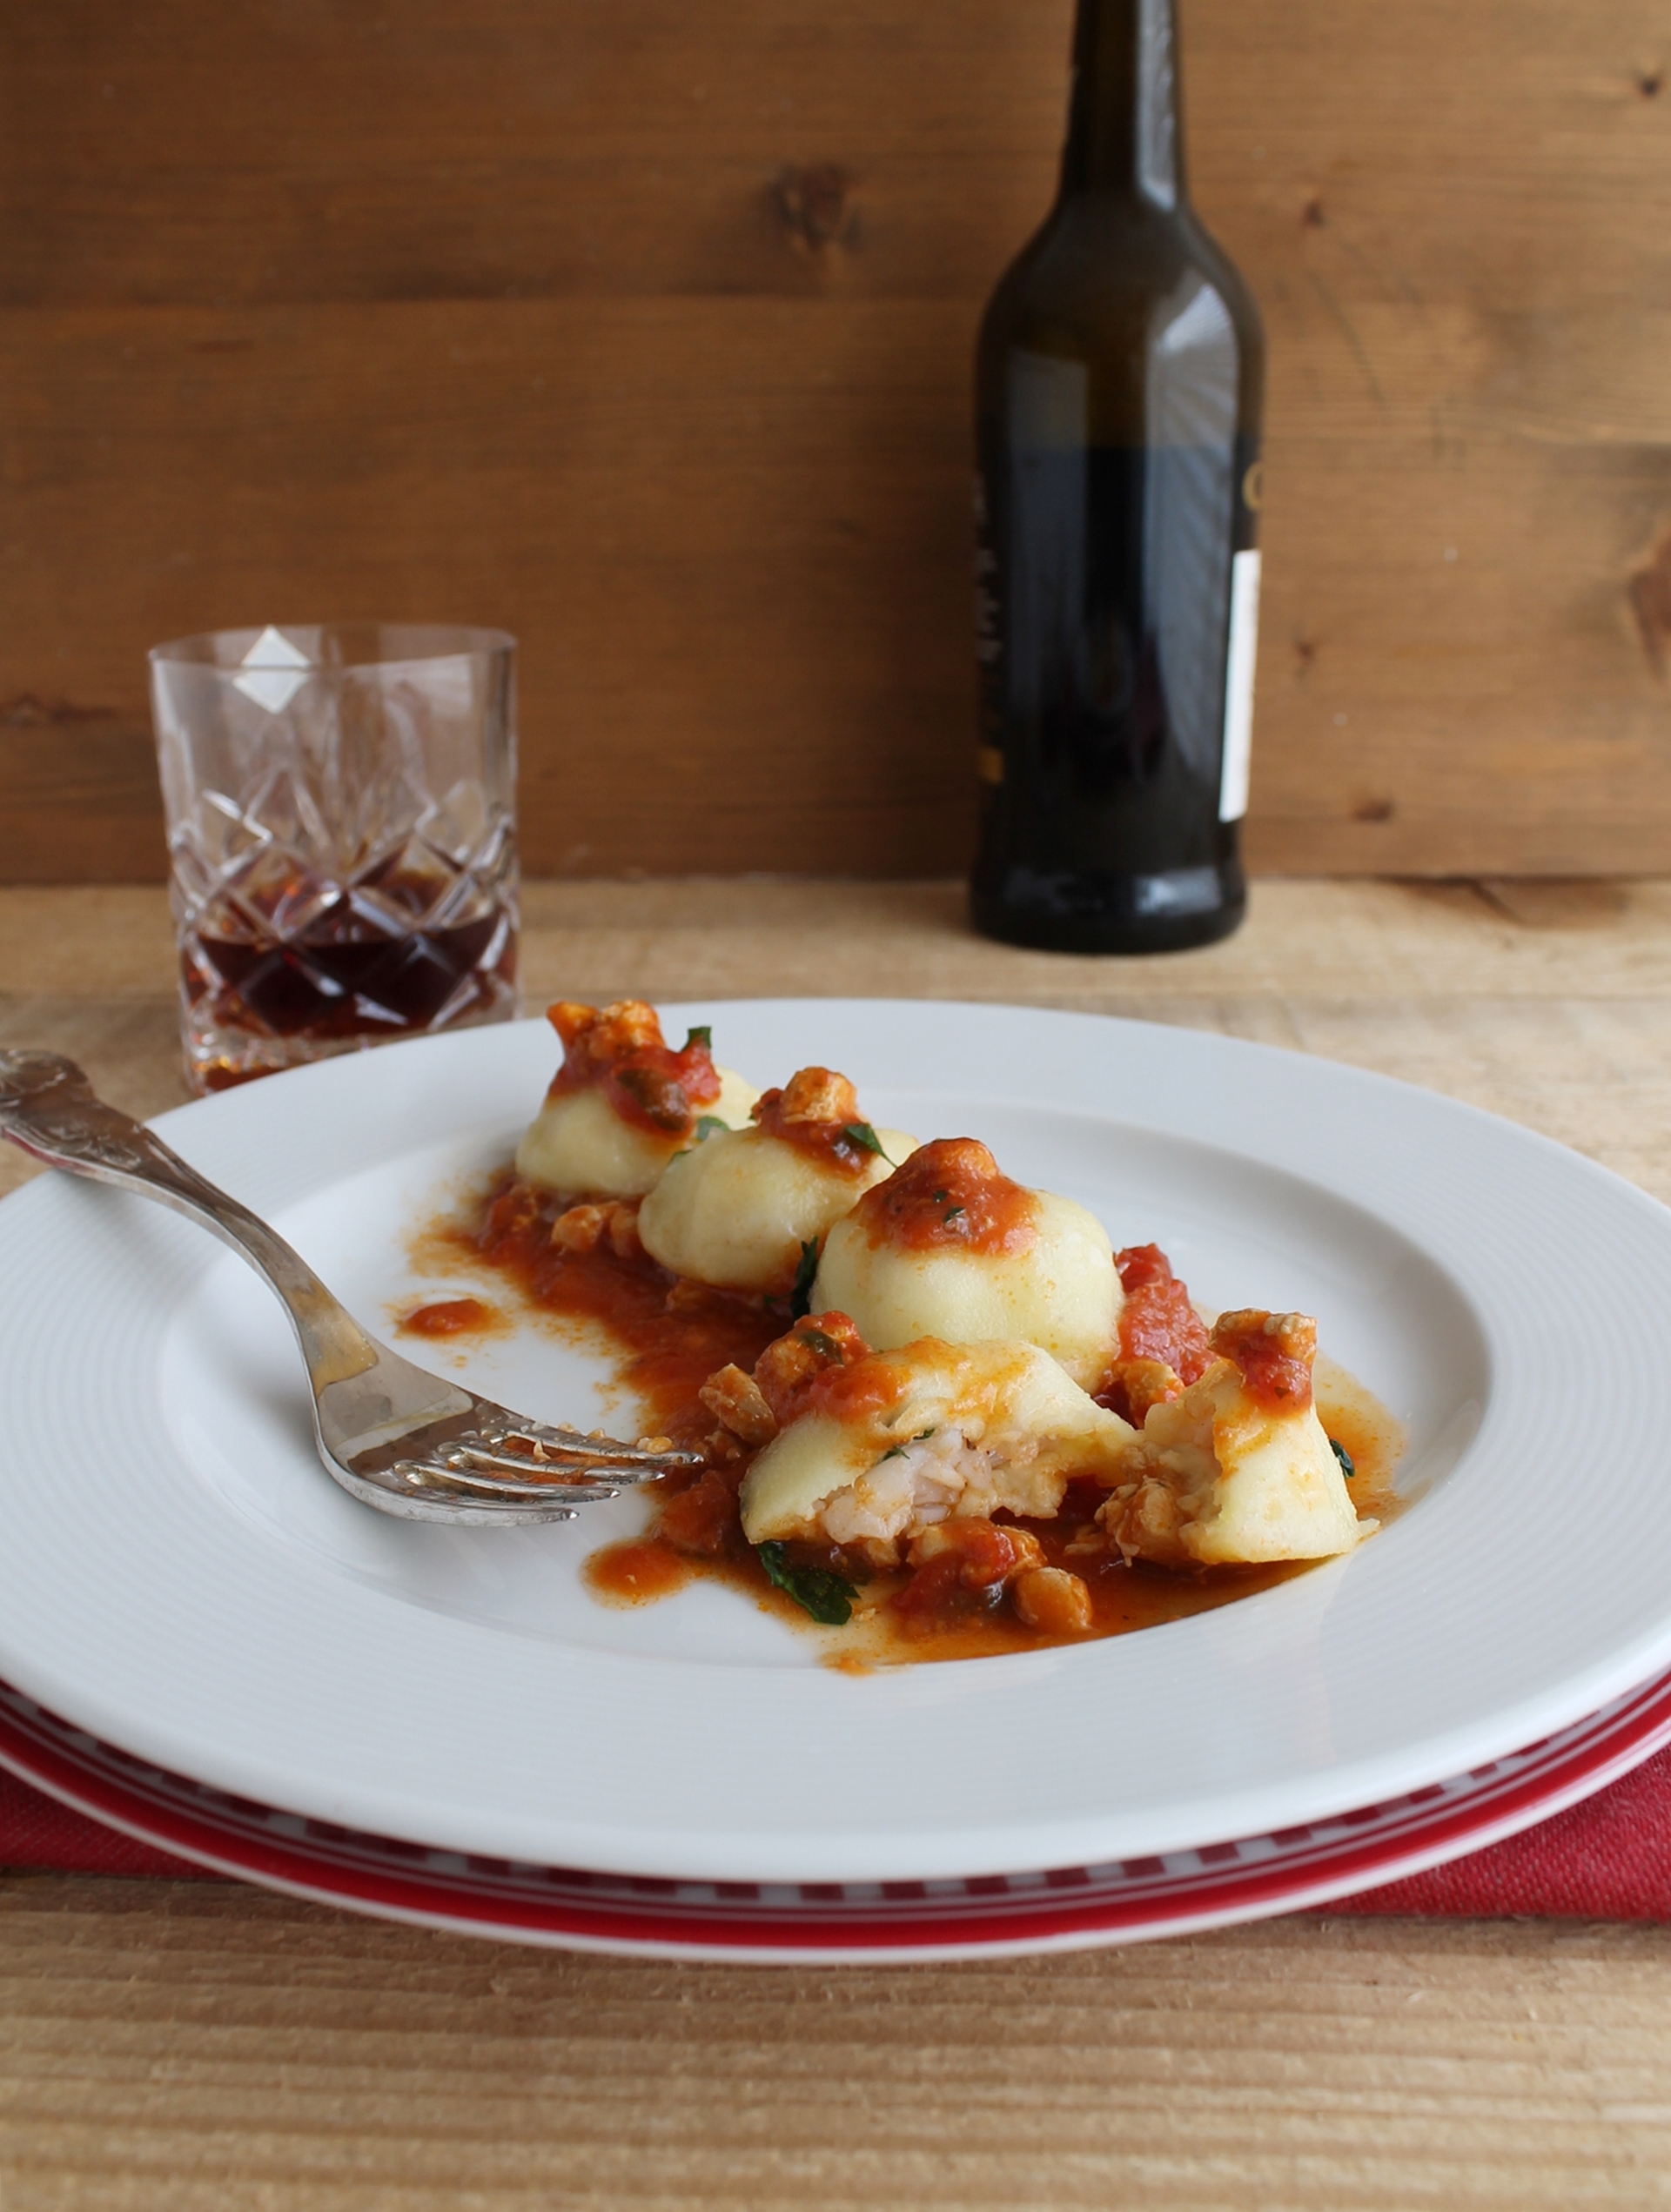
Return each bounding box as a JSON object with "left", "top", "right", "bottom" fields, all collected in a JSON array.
[
  {"left": 176, "top": 841, "right": 521, "bottom": 1095},
  {"left": 182, "top": 968, "right": 520, "bottom": 1095}
]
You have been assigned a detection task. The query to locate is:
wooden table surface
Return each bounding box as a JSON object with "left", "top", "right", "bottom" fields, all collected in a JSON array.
[
  {"left": 3, "top": 875, "right": 1671, "bottom": 2209},
  {"left": 11, "top": 1, "right": 1671, "bottom": 888}
]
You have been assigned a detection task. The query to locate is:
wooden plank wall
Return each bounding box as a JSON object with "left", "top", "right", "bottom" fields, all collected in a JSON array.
[{"left": 2, "top": 0, "right": 1668, "bottom": 881}]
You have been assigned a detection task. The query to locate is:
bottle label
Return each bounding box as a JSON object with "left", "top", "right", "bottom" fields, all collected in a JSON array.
[{"left": 1218, "top": 548, "right": 1260, "bottom": 823}]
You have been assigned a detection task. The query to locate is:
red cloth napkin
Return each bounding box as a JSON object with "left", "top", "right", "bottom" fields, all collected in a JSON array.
[{"left": 3, "top": 1753, "right": 1670, "bottom": 1916}]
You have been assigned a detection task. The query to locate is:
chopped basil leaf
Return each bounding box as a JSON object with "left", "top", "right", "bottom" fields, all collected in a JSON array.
[
  {"left": 943, "top": 1204, "right": 965, "bottom": 1223},
  {"left": 684, "top": 1025, "right": 713, "bottom": 1050},
  {"left": 693, "top": 1114, "right": 728, "bottom": 1143},
  {"left": 1329, "top": 1438, "right": 1356, "bottom": 1478},
  {"left": 756, "top": 1541, "right": 859, "bottom": 1626},
  {"left": 842, "top": 1121, "right": 896, "bottom": 1166},
  {"left": 789, "top": 1238, "right": 820, "bottom": 1321}
]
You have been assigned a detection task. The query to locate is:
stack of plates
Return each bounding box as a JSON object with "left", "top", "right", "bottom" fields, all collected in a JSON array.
[{"left": 3, "top": 1003, "right": 1669, "bottom": 1964}]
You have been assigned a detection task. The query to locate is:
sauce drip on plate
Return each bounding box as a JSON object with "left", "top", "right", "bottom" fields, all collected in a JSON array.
[{"left": 412, "top": 1172, "right": 1403, "bottom": 1664}]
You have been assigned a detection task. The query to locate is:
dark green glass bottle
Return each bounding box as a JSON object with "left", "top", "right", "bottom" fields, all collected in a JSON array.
[{"left": 970, "top": 0, "right": 1265, "bottom": 953}]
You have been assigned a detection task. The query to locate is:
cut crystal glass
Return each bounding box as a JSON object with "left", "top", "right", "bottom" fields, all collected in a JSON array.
[{"left": 151, "top": 625, "right": 519, "bottom": 1092}]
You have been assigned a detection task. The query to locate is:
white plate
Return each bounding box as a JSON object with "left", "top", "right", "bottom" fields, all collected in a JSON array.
[
  {"left": 5, "top": 1666, "right": 1670, "bottom": 1962},
  {"left": 2, "top": 1001, "right": 1669, "bottom": 1887}
]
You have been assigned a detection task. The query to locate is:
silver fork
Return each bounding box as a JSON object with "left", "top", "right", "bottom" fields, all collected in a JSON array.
[{"left": 0, "top": 1050, "right": 701, "bottom": 1525}]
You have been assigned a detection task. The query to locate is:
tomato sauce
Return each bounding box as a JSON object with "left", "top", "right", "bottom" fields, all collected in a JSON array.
[
  {"left": 1098, "top": 1243, "right": 1215, "bottom": 1423},
  {"left": 585, "top": 1538, "right": 698, "bottom": 1606},
  {"left": 1211, "top": 1309, "right": 1315, "bottom": 1413},
  {"left": 411, "top": 1175, "right": 1401, "bottom": 1665},
  {"left": 544, "top": 998, "right": 721, "bottom": 1138},
  {"left": 862, "top": 1491, "right": 1315, "bottom": 1661},
  {"left": 434, "top": 1174, "right": 782, "bottom": 1453},
  {"left": 752, "top": 1312, "right": 870, "bottom": 1425},
  {"left": 849, "top": 1136, "right": 1036, "bottom": 1256},
  {"left": 751, "top": 1067, "right": 881, "bottom": 1174},
  {"left": 1115, "top": 1244, "right": 1211, "bottom": 1377},
  {"left": 399, "top": 1295, "right": 501, "bottom": 1338}
]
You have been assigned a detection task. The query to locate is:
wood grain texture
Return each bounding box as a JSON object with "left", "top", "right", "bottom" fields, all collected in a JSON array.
[
  {"left": 7, "top": 873, "right": 1671, "bottom": 1202},
  {"left": 3, "top": 1, "right": 1671, "bottom": 880},
  {"left": 2, "top": 1881, "right": 1671, "bottom": 2209}
]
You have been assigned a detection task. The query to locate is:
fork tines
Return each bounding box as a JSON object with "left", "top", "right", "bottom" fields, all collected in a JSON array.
[{"left": 390, "top": 1421, "right": 702, "bottom": 1505}]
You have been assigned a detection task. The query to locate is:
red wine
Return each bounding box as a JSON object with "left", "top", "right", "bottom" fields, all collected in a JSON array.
[
  {"left": 182, "top": 895, "right": 520, "bottom": 1088},
  {"left": 191, "top": 905, "right": 512, "bottom": 1040},
  {"left": 970, "top": 0, "right": 1265, "bottom": 954}
]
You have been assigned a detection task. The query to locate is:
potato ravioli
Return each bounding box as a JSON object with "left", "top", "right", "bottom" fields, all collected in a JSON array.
[{"left": 442, "top": 999, "right": 1392, "bottom": 1659}]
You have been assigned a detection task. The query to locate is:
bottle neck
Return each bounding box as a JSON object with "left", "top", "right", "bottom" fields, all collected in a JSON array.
[{"left": 1059, "top": 0, "right": 1185, "bottom": 208}]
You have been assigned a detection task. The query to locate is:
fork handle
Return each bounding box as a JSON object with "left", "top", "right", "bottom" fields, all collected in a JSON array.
[{"left": 0, "top": 1050, "right": 379, "bottom": 1385}]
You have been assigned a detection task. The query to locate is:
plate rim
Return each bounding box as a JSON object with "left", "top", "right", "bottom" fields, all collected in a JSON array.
[
  {"left": 0, "top": 1665, "right": 1664, "bottom": 1963},
  {"left": 4, "top": 1000, "right": 1671, "bottom": 1884}
]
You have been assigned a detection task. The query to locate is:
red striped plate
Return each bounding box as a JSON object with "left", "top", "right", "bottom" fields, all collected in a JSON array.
[{"left": 2, "top": 1667, "right": 1667, "bottom": 1963}]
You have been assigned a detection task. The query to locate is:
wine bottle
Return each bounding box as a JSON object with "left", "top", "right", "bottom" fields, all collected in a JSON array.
[{"left": 969, "top": 0, "right": 1265, "bottom": 954}]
